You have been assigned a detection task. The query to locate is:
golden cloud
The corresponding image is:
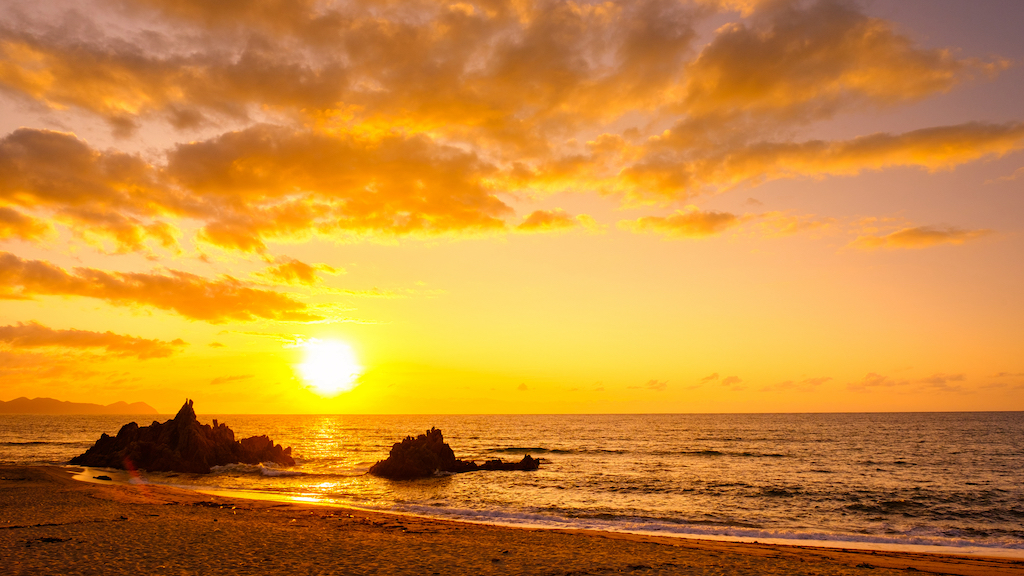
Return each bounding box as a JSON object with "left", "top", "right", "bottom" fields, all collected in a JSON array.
[
  {"left": 626, "top": 122, "right": 1024, "bottom": 200},
  {"left": 0, "top": 31, "right": 351, "bottom": 134},
  {"left": 0, "top": 206, "right": 52, "bottom": 241},
  {"left": 759, "top": 376, "right": 831, "bottom": 393},
  {"left": 751, "top": 211, "right": 836, "bottom": 237},
  {"left": 0, "top": 126, "right": 521, "bottom": 252},
  {"left": 0, "top": 128, "right": 186, "bottom": 252},
  {"left": 0, "top": 321, "right": 186, "bottom": 359},
  {"left": 619, "top": 206, "right": 741, "bottom": 238},
  {"left": 258, "top": 258, "right": 341, "bottom": 286},
  {"left": 0, "top": 0, "right": 1017, "bottom": 253},
  {"left": 167, "top": 125, "right": 513, "bottom": 249},
  {"left": 0, "top": 0, "right": 700, "bottom": 151},
  {"left": 0, "top": 128, "right": 164, "bottom": 210},
  {"left": 852, "top": 225, "right": 992, "bottom": 250},
  {"left": 515, "top": 209, "right": 597, "bottom": 233},
  {"left": 0, "top": 252, "right": 320, "bottom": 323},
  {"left": 126, "top": 0, "right": 321, "bottom": 32},
  {"left": 680, "top": 0, "right": 983, "bottom": 120},
  {"left": 848, "top": 372, "right": 967, "bottom": 392},
  {"left": 210, "top": 374, "right": 255, "bottom": 385}
]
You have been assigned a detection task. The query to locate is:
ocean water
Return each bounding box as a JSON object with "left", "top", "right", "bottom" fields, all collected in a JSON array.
[{"left": 2, "top": 412, "right": 1023, "bottom": 556}]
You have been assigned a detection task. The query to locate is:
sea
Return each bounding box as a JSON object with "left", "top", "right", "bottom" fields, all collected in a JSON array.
[{"left": 2, "top": 412, "right": 1023, "bottom": 557}]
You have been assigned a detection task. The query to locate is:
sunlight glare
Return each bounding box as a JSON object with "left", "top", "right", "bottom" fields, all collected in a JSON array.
[{"left": 297, "top": 339, "right": 363, "bottom": 396}]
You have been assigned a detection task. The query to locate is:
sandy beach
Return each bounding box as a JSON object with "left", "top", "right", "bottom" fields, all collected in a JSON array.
[{"left": 2, "top": 466, "right": 1022, "bottom": 576}]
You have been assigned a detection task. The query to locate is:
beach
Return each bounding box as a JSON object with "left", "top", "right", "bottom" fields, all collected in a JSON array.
[{"left": 2, "top": 466, "right": 1022, "bottom": 576}]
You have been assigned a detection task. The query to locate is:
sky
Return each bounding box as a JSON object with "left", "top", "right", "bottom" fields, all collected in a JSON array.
[{"left": 0, "top": 0, "right": 1022, "bottom": 414}]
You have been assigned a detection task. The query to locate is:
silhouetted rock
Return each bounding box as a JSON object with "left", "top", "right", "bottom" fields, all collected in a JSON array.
[
  {"left": 368, "top": 428, "right": 540, "bottom": 480},
  {"left": 70, "top": 399, "right": 294, "bottom": 474}
]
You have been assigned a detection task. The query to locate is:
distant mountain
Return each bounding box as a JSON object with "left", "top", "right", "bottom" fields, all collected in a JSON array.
[{"left": 0, "top": 397, "right": 159, "bottom": 415}]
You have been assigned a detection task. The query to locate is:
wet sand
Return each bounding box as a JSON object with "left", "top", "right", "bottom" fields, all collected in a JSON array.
[{"left": 2, "top": 466, "right": 1023, "bottom": 576}]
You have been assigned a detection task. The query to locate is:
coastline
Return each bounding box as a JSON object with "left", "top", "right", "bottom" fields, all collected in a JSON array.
[{"left": 3, "top": 466, "right": 1023, "bottom": 576}]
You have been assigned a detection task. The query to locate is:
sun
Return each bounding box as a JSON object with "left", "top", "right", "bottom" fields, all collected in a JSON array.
[{"left": 297, "top": 339, "right": 363, "bottom": 396}]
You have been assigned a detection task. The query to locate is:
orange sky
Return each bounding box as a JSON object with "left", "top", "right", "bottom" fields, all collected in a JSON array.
[{"left": 1, "top": 0, "right": 1022, "bottom": 413}]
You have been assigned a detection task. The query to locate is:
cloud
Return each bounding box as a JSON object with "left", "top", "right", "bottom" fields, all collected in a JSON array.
[
  {"left": 700, "top": 372, "right": 720, "bottom": 384},
  {"left": 848, "top": 372, "right": 966, "bottom": 393},
  {"left": 167, "top": 125, "right": 513, "bottom": 250},
  {"left": 0, "top": 126, "right": 515, "bottom": 253},
  {"left": 620, "top": 206, "right": 741, "bottom": 238},
  {"left": 680, "top": 0, "right": 989, "bottom": 121},
  {"left": 516, "top": 209, "right": 593, "bottom": 233},
  {"left": 0, "top": 349, "right": 102, "bottom": 384},
  {"left": 645, "top": 379, "right": 668, "bottom": 391},
  {"left": 517, "top": 383, "right": 528, "bottom": 392},
  {"left": 0, "top": 129, "right": 164, "bottom": 208},
  {"left": 0, "top": 206, "right": 52, "bottom": 241},
  {"left": 0, "top": 28, "right": 352, "bottom": 134},
  {"left": 258, "top": 258, "right": 341, "bottom": 286},
  {"left": 985, "top": 166, "right": 1024, "bottom": 184},
  {"left": 760, "top": 376, "right": 831, "bottom": 392},
  {"left": 0, "top": 0, "right": 701, "bottom": 151},
  {"left": 624, "top": 122, "right": 1024, "bottom": 201},
  {"left": 916, "top": 373, "right": 966, "bottom": 392},
  {"left": 848, "top": 372, "right": 907, "bottom": 391},
  {"left": 0, "top": 321, "right": 185, "bottom": 359},
  {"left": 752, "top": 211, "right": 836, "bottom": 237},
  {"left": 0, "top": 252, "right": 320, "bottom": 323},
  {"left": 721, "top": 375, "right": 742, "bottom": 386},
  {"left": 851, "top": 225, "right": 992, "bottom": 250},
  {"left": 0, "top": 1, "right": 1018, "bottom": 255},
  {"left": 210, "top": 374, "right": 254, "bottom": 385},
  {"left": 0, "top": 128, "right": 182, "bottom": 253}
]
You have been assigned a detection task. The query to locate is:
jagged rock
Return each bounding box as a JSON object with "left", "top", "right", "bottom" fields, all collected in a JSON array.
[
  {"left": 70, "top": 399, "right": 294, "bottom": 474},
  {"left": 368, "top": 428, "right": 540, "bottom": 480}
]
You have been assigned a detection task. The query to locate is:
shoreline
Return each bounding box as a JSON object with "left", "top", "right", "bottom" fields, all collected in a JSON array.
[
  {"left": 70, "top": 465, "right": 1024, "bottom": 561},
  {"left": 3, "top": 466, "right": 1023, "bottom": 576}
]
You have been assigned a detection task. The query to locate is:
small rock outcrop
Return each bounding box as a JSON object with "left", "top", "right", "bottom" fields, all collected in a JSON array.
[
  {"left": 368, "top": 427, "right": 540, "bottom": 480},
  {"left": 70, "top": 399, "right": 294, "bottom": 474}
]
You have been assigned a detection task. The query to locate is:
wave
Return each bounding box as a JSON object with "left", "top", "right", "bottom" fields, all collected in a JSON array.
[
  {"left": 485, "top": 447, "right": 570, "bottom": 454},
  {"left": 485, "top": 447, "right": 623, "bottom": 455},
  {"left": 389, "top": 502, "right": 1024, "bottom": 552},
  {"left": 666, "top": 449, "right": 787, "bottom": 458},
  {"left": 1, "top": 441, "right": 91, "bottom": 446},
  {"left": 209, "top": 463, "right": 308, "bottom": 477},
  {"left": 207, "top": 463, "right": 367, "bottom": 479},
  {"left": 845, "top": 500, "right": 927, "bottom": 515}
]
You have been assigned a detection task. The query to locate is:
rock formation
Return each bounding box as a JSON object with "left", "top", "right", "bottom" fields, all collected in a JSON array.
[
  {"left": 368, "top": 427, "right": 540, "bottom": 480},
  {"left": 70, "top": 399, "right": 294, "bottom": 474}
]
